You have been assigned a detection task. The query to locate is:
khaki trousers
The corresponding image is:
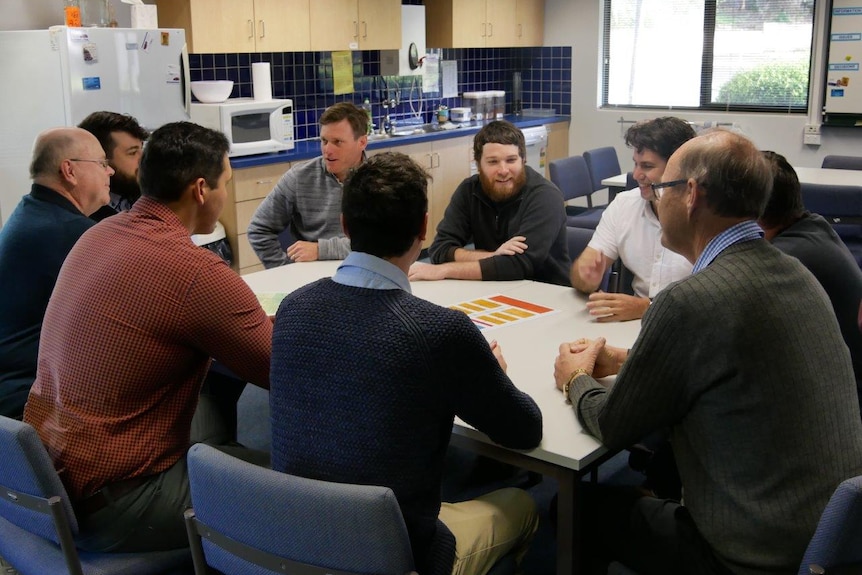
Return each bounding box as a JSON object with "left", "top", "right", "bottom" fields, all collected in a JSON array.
[{"left": 439, "top": 487, "right": 539, "bottom": 575}]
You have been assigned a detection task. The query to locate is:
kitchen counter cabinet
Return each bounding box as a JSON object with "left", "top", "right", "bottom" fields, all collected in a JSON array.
[
  {"left": 156, "top": 0, "right": 311, "bottom": 54},
  {"left": 425, "top": 0, "right": 542, "bottom": 48},
  {"left": 224, "top": 162, "right": 291, "bottom": 275},
  {"left": 545, "top": 120, "right": 569, "bottom": 179},
  {"left": 309, "top": 0, "right": 400, "bottom": 51}
]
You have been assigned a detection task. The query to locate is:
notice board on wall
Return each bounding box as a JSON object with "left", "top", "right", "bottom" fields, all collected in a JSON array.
[{"left": 825, "top": 0, "right": 862, "bottom": 120}]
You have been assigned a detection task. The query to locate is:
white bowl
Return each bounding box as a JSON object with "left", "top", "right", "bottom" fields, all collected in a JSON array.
[{"left": 190, "top": 80, "right": 234, "bottom": 103}]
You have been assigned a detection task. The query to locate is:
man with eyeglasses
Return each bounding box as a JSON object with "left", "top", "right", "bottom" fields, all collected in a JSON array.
[
  {"left": 570, "top": 117, "right": 694, "bottom": 322},
  {"left": 0, "top": 127, "right": 112, "bottom": 419},
  {"left": 555, "top": 129, "right": 862, "bottom": 574},
  {"left": 78, "top": 111, "right": 149, "bottom": 221}
]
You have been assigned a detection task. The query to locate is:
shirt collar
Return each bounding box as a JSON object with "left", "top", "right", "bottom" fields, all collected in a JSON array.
[
  {"left": 692, "top": 220, "right": 764, "bottom": 273},
  {"left": 332, "top": 251, "right": 412, "bottom": 293}
]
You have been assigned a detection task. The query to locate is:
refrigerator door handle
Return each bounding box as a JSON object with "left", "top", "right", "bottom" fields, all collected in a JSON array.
[{"left": 181, "top": 42, "right": 191, "bottom": 118}]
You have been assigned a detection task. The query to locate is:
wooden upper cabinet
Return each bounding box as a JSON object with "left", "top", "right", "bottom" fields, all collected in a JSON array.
[
  {"left": 156, "top": 0, "right": 311, "bottom": 53},
  {"left": 515, "top": 0, "right": 544, "bottom": 46},
  {"left": 310, "top": 0, "right": 400, "bottom": 51},
  {"left": 254, "top": 0, "right": 311, "bottom": 52},
  {"left": 425, "top": 0, "right": 542, "bottom": 48},
  {"left": 358, "top": 0, "right": 400, "bottom": 50}
]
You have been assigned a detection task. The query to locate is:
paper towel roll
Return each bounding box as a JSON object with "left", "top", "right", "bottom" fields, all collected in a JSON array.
[{"left": 252, "top": 62, "right": 272, "bottom": 101}]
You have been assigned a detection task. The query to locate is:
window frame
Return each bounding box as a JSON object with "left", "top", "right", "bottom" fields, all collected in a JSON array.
[{"left": 601, "top": 0, "right": 815, "bottom": 114}]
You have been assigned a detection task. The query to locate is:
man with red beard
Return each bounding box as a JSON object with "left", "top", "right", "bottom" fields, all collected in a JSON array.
[
  {"left": 78, "top": 111, "right": 148, "bottom": 222},
  {"left": 411, "top": 120, "right": 569, "bottom": 286}
]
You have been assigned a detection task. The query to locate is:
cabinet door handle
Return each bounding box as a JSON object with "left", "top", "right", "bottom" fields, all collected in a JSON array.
[
  {"left": 362, "top": 21, "right": 368, "bottom": 39},
  {"left": 248, "top": 19, "right": 254, "bottom": 40},
  {"left": 431, "top": 152, "right": 440, "bottom": 169},
  {"left": 518, "top": 23, "right": 522, "bottom": 38},
  {"left": 255, "top": 179, "right": 274, "bottom": 185},
  {"left": 488, "top": 22, "right": 493, "bottom": 37},
  {"left": 259, "top": 20, "right": 265, "bottom": 38},
  {"left": 354, "top": 21, "right": 359, "bottom": 40}
]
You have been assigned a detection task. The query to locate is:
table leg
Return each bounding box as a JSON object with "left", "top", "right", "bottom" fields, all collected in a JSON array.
[{"left": 556, "top": 469, "right": 579, "bottom": 575}]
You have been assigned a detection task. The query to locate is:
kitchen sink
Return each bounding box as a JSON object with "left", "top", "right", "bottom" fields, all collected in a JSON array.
[{"left": 366, "top": 123, "right": 455, "bottom": 141}]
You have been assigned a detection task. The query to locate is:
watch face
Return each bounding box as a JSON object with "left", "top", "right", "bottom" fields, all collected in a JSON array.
[{"left": 408, "top": 42, "right": 419, "bottom": 70}]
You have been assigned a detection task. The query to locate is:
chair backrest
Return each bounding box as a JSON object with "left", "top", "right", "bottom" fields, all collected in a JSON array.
[
  {"left": 798, "top": 475, "right": 862, "bottom": 575},
  {"left": 583, "top": 146, "right": 622, "bottom": 193},
  {"left": 185, "top": 443, "right": 416, "bottom": 575},
  {"left": 0, "top": 416, "right": 78, "bottom": 545},
  {"left": 549, "top": 156, "right": 594, "bottom": 203},
  {"left": 800, "top": 183, "right": 862, "bottom": 242},
  {"left": 821, "top": 155, "right": 862, "bottom": 171},
  {"left": 566, "top": 226, "right": 594, "bottom": 261}
]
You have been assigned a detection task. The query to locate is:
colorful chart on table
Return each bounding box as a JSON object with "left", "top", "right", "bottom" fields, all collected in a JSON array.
[{"left": 449, "top": 294, "right": 556, "bottom": 329}]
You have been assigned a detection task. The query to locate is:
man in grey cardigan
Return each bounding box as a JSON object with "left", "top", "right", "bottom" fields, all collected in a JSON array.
[
  {"left": 247, "top": 102, "right": 367, "bottom": 267},
  {"left": 555, "top": 129, "right": 862, "bottom": 574}
]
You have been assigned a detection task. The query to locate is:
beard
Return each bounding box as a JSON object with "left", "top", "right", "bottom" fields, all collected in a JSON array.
[
  {"left": 110, "top": 171, "right": 141, "bottom": 204},
  {"left": 479, "top": 167, "right": 527, "bottom": 203}
]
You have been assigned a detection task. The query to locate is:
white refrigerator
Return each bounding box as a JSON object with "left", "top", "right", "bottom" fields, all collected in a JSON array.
[{"left": 0, "top": 26, "right": 190, "bottom": 225}]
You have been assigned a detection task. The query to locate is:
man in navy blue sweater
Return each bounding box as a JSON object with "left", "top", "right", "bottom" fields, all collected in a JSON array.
[
  {"left": 0, "top": 127, "right": 112, "bottom": 418},
  {"left": 269, "top": 152, "right": 543, "bottom": 575}
]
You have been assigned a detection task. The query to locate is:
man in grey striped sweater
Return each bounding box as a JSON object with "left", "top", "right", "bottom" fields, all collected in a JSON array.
[{"left": 555, "top": 129, "right": 862, "bottom": 574}]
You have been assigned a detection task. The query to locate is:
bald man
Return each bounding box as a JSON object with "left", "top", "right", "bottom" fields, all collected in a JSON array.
[{"left": 0, "top": 127, "right": 112, "bottom": 418}]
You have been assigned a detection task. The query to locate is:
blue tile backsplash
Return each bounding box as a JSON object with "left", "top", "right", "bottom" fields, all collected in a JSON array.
[{"left": 188, "top": 4, "right": 570, "bottom": 142}]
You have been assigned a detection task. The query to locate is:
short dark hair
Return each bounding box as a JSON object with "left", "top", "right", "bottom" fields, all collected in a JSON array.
[
  {"left": 319, "top": 102, "right": 369, "bottom": 140},
  {"left": 473, "top": 121, "right": 526, "bottom": 163},
  {"left": 760, "top": 150, "right": 805, "bottom": 229},
  {"left": 625, "top": 116, "right": 697, "bottom": 161},
  {"left": 342, "top": 152, "right": 429, "bottom": 258},
  {"left": 138, "top": 122, "right": 229, "bottom": 202},
  {"left": 78, "top": 111, "right": 149, "bottom": 158},
  {"left": 675, "top": 129, "right": 772, "bottom": 219}
]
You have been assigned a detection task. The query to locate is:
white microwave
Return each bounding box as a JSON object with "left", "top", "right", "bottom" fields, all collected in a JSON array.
[{"left": 190, "top": 98, "right": 294, "bottom": 157}]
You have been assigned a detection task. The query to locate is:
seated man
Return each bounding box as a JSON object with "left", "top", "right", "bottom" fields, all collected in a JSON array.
[
  {"left": 269, "top": 152, "right": 543, "bottom": 575},
  {"left": 759, "top": 150, "right": 862, "bottom": 416},
  {"left": 555, "top": 129, "right": 862, "bottom": 574},
  {"left": 410, "top": 120, "right": 570, "bottom": 286},
  {"left": 0, "top": 127, "right": 111, "bottom": 418},
  {"left": 247, "top": 102, "right": 368, "bottom": 266},
  {"left": 78, "top": 111, "right": 149, "bottom": 221},
  {"left": 24, "top": 122, "right": 273, "bottom": 553},
  {"left": 571, "top": 117, "right": 695, "bottom": 321}
]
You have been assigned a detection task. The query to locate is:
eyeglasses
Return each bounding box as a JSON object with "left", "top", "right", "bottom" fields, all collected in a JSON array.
[
  {"left": 649, "top": 179, "right": 687, "bottom": 200},
  {"left": 69, "top": 158, "right": 111, "bottom": 170}
]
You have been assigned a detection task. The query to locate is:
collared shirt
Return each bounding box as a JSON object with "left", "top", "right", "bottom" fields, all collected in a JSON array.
[
  {"left": 24, "top": 197, "right": 272, "bottom": 500},
  {"left": 693, "top": 220, "right": 764, "bottom": 273},
  {"left": 332, "top": 251, "right": 411, "bottom": 292}
]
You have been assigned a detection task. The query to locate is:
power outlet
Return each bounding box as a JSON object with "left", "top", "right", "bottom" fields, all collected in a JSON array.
[{"left": 803, "top": 124, "right": 821, "bottom": 146}]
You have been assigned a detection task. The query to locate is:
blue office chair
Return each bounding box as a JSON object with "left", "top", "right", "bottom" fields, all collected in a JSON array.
[
  {"left": 550, "top": 156, "right": 606, "bottom": 229},
  {"left": 800, "top": 182, "right": 862, "bottom": 268},
  {"left": 184, "top": 443, "right": 417, "bottom": 575},
  {"left": 583, "top": 146, "right": 622, "bottom": 204},
  {"left": 798, "top": 475, "right": 862, "bottom": 575},
  {"left": 0, "top": 416, "right": 191, "bottom": 575},
  {"left": 821, "top": 155, "right": 862, "bottom": 171}
]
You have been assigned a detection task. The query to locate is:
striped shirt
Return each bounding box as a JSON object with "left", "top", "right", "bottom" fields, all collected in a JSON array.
[{"left": 692, "top": 219, "right": 763, "bottom": 273}]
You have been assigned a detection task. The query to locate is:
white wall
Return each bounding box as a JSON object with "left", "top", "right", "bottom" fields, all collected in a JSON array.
[
  {"left": 0, "top": 0, "right": 157, "bottom": 31},
  {"left": 545, "top": 0, "right": 862, "bottom": 169}
]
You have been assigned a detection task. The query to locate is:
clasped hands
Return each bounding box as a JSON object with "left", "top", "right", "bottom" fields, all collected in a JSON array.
[{"left": 553, "top": 337, "right": 625, "bottom": 392}]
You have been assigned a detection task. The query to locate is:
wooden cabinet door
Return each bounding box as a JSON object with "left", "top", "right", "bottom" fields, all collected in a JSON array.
[
  {"left": 485, "top": 0, "right": 517, "bottom": 47},
  {"left": 430, "top": 137, "right": 472, "bottom": 242},
  {"left": 309, "top": 0, "right": 359, "bottom": 51},
  {"left": 451, "top": 0, "right": 488, "bottom": 47},
  {"left": 157, "top": 0, "right": 255, "bottom": 53},
  {"left": 254, "top": 0, "right": 311, "bottom": 52},
  {"left": 545, "top": 121, "right": 570, "bottom": 180},
  {"left": 515, "top": 0, "right": 544, "bottom": 47},
  {"left": 358, "top": 0, "right": 401, "bottom": 50}
]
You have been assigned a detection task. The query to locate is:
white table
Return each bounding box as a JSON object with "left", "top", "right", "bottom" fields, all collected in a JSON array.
[
  {"left": 601, "top": 166, "right": 861, "bottom": 190},
  {"left": 243, "top": 262, "right": 643, "bottom": 575}
]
